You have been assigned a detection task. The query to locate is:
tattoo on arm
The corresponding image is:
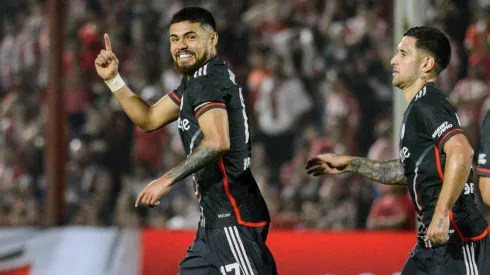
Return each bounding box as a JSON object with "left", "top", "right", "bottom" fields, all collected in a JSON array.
[
  {"left": 436, "top": 218, "right": 444, "bottom": 228},
  {"left": 164, "top": 146, "right": 224, "bottom": 183},
  {"left": 350, "top": 157, "right": 408, "bottom": 185}
]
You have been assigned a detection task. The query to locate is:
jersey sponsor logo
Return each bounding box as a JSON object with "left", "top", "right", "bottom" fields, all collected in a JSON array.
[
  {"left": 218, "top": 213, "right": 231, "bottom": 218},
  {"left": 479, "top": 153, "right": 487, "bottom": 165},
  {"left": 432, "top": 121, "right": 453, "bottom": 139},
  {"left": 178, "top": 118, "right": 190, "bottom": 131},
  {"left": 463, "top": 182, "right": 475, "bottom": 195},
  {"left": 399, "top": 147, "right": 410, "bottom": 164}
]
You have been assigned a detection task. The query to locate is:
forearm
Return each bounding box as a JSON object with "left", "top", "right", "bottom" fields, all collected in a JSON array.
[
  {"left": 349, "top": 157, "right": 408, "bottom": 185},
  {"left": 436, "top": 151, "right": 473, "bottom": 213},
  {"left": 113, "top": 86, "right": 153, "bottom": 130},
  {"left": 161, "top": 141, "right": 228, "bottom": 185}
]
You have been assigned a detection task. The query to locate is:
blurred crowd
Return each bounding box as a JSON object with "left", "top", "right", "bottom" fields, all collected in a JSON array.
[{"left": 0, "top": 0, "right": 489, "bottom": 231}]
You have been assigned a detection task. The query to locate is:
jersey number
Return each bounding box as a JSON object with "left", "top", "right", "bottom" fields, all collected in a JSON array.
[{"left": 220, "top": 263, "right": 240, "bottom": 275}]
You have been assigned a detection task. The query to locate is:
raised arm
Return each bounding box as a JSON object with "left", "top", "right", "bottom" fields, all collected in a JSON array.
[
  {"left": 95, "top": 34, "right": 179, "bottom": 132},
  {"left": 305, "top": 153, "right": 408, "bottom": 185}
]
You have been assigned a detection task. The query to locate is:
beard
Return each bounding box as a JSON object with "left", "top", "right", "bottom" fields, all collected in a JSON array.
[
  {"left": 174, "top": 49, "right": 211, "bottom": 75},
  {"left": 392, "top": 73, "right": 411, "bottom": 89}
]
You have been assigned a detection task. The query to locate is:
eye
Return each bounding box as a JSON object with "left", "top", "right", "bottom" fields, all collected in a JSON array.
[
  {"left": 171, "top": 37, "right": 178, "bottom": 43},
  {"left": 187, "top": 35, "right": 197, "bottom": 40}
]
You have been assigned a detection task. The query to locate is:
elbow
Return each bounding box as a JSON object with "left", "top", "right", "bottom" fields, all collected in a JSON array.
[
  {"left": 210, "top": 140, "right": 230, "bottom": 154},
  {"left": 139, "top": 124, "right": 155, "bottom": 133},
  {"left": 139, "top": 120, "right": 158, "bottom": 133},
  {"left": 142, "top": 126, "right": 156, "bottom": 133},
  {"left": 217, "top": 142, "right": 230, "bottom": 153}
]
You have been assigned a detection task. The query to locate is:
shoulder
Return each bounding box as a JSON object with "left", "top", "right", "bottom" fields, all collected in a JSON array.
[
  {"left": 190, "top": 56, "right": 232, "bottom": 86},
  {"left": 413, "top": 83, "right": 454, "bottom": 112}
]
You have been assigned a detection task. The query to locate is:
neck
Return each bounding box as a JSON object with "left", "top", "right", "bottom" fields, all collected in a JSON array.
[
  {"left": 402, "top": 75, "right": 437, "bottom": 103},
  {"left": 184, "top": 51, "right": 217, "bottom": 78}
]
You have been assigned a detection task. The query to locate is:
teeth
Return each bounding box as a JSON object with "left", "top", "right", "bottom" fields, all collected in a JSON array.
[{"left": 179, "top": 54, "right": 192, "bottom": 59}]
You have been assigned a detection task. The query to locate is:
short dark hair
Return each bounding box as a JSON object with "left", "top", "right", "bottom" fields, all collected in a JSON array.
[
  {"left": 403, "top": 26, "right": 451, "bottom": 75},
  {"left": 170, "top": 7, "right": 216, "bottom": 31}
]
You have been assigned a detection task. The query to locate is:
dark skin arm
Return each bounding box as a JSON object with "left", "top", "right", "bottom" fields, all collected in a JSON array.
[{"left": 135, "top": 108, "right": 230, "bottom": 207}]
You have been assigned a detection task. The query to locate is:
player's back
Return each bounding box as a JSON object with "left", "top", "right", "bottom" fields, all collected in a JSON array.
[
  {"left": 169, "top": 56, "right": 270, "bottom": 228},
  {"left": 399, "top": 82, "right": 488, "bottom": 247}
]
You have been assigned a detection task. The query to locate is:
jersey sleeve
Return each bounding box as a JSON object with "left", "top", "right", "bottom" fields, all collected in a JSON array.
[
  {"left": 414, "top": 94, "right": 464, "bottom": 150},
  {"left": 187, "top": 77, "right": 227, "bottom": 119},
  {"left": 167, "top": 85, "right": 183, "bottom": 106},
  {"left": 477, "top": 112, "right": 490, "bottom": 177}
]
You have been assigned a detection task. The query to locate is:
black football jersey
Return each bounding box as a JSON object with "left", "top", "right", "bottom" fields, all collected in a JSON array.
[
  {"left": 477, "top": 112, "right": 490, "bottom": 178},
  {"left": 168, "top": 56, "right": 270, "bottom": 228},
  {"left": 399, "top": 82, "right": 488, "bottom": 247}
]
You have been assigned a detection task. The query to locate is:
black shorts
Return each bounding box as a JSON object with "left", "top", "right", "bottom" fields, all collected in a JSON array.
[
  {"left": 178, "top": 224, "right": 277, "bottom": 275},
  {"left": 402, "top": 235, "right": 490, "bottom": 275}
]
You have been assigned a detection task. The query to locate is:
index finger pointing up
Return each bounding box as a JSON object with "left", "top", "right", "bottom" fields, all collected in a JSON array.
[{"left": 104, "top": 33, "right": 112, "bottom": 52}]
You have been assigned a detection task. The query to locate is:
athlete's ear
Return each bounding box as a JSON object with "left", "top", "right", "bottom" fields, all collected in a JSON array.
[
  {"left": 210, "top": 31, "right": 218, "bottom": 47},
  {"left": 421, "top": 55, "right": 436, "bottom": 74}
]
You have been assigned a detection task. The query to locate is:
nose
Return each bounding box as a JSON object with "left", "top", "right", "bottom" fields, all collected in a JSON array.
[
  {"left": 390, "top": 55, "right": 397, "bottom": 67},
  {"left": 176, "top": 39, "right": 188, "bottom": 51}
]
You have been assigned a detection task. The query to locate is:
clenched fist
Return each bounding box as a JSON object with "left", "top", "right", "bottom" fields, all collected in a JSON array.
[
  {"left": 305, "top": 153, "right": 352, "bottom": 176},
  {"left": 94, "top": 33, "right": 119, "bottom": 81}
]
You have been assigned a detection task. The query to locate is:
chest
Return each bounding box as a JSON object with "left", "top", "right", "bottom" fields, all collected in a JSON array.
[
  {"left": 177, "top": 91, "right": 203, "bottom": 152},
  {"left": 398, "top": 109, "right": 432, "bottom": 170}
]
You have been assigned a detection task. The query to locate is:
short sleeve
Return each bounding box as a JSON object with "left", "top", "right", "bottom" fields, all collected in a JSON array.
[
  {"left": 477, "top": 112, "right": 490, "bottom": 177},
  {"left": 414, "top": 95, "right": 464, "bottom": 150},
  {"left": 188, "top": 77, "right": 227, "bottom": 119},
  {"left": 167, "top": 85, "right": 183, "bottom": 106}
]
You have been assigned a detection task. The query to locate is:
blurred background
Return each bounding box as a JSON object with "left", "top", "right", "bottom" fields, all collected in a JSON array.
[{"left": 0, "top": 0, "right": 489, "bottom": 234}]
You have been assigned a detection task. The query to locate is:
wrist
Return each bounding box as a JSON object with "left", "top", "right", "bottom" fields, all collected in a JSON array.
[
  {"left": 345, "top": 156, "right": 354, "bottom": 172},
  {"left": 160, "top": 176, "right": 175, "bottom": 187},
  {"left": 105, "top": 73, "right": 125, "bottom": 92},
  {"left": 435, "top": 206, "right": 450, "bottom": 216}
]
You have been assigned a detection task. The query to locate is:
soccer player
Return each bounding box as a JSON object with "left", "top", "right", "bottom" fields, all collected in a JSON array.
[
  {"left": 95, "top": 7, "right": 277, "bottom": 275},
  {"left": 478, "top": 112, "right": 490, "bottom": 207},
  {"left": 306, "top": 26, "right": 490, "bottom": 274}
]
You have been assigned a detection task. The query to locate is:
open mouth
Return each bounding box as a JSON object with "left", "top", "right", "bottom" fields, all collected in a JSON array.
[{"left": 177, "top": 53, "right": 194, "bottom": 60}]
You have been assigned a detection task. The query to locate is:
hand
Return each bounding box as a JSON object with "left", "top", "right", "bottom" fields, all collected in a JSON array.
[
  {"left": 94, "top": 33, "right": 119, "bottom": 81},
  {"left": 135, "top": 178, "right": 172, "bottom": 207},
  {"left": 305, "top": 153, "right": 351, "bottom": 176},
  {"left": 425, "top": 210, "right": 450, "bottom": 245}
]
